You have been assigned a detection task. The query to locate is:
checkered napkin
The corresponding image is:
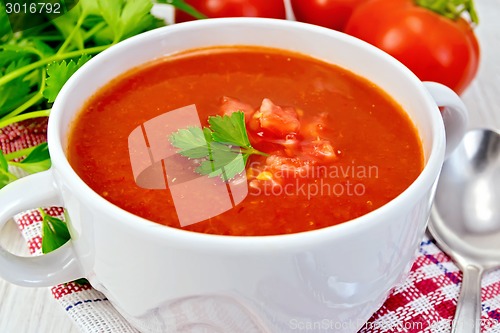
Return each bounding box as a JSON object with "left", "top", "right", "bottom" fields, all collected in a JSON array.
[{"left": 2, "top": 120, "right": 500, "bottom": 333}]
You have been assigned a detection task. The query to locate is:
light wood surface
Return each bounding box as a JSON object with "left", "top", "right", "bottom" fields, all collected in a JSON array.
[{"left": 1, "top": 1, "right": 499, "bottom": 332}]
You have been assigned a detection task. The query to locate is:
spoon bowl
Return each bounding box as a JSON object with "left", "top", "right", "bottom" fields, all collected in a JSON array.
[{"left": 429, "top": 128, "right": 500, "bottom": 333}]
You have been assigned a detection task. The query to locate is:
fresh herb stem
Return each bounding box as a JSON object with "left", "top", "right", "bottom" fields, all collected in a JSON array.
[
  {"left": 8, "top": 161, "right": 26, "bottom": 167},
  {"left": 0, "top": 44, "right": 44, "bottom": 58},
  {"left": 28, "top": 35, "right": 65, "bottom": 42},
  {"left": 0, "top": 44, "right": 109, "bottom": 87},
  {"left": 0, "top": 109, "right": 50, "bottom": 129},
  {"left": 83, "top": 22, "right": 107, "bottom": 42},
  {"left": 24, "top": 69, "right": 44, "bottom": 86},
  {"left": 57, "top": 13, "right": 87, "bottom": 55},
  {"left": 3, "top": 91, "right": 44, "bottom": 120},
  {"left": 242, "top": 147, "right": 268, "bottom": 157},
  {"left": 0, "top": 92, "right": 36, "bottom": 116},
  {"left": 1, "top": 65, "right": 45, "bottom": 120},
  {"left": 4, "top": 146, "right": 36, "bottom": 160}
]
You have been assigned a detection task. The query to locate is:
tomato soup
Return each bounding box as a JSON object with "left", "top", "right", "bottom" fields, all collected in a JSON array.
[{"left": 67, "top": 46, "right": 424, "bottom": 236}]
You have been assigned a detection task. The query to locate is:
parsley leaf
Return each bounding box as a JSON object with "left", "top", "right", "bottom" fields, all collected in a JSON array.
[
  {"left": 51, "top": 8, "right": 85, "bottom": 51},
  {"left": 0, "top": 143, "right": 51, "bottom": 189},
  {"left": 9, "top": 142, "right": 51, "bottom": 173},
  {"left": 97, "top": 0, "right": 157, "bottom": 42},
  {"left": 120, "top": 0, "right": 160, "bottom": 39},
  {"left": 0, "top": 57, "right": 32, "bottom": 114},
  {"left": 96, "top": 0, "right": 122, "bottom": 40},
  {"left": 39, "top": 209, "right": 89, "bottom": 285},
  {"left": 19, "top": 142, "right": 50, "bottom": 164},
  {"left": 0, "top": 50, "right": 29, "bottom": 69},
  {"left": 43, "top": 55, "right": 91, "bottom": 103},
  {"left": 197, "top": 143, "right": 248, "bottom": 181},
  {"left": 0, "top": 169, "right": 17, "bottom": 190},
  {"left": 0, "top": 149, "right": 18, "bottom": 189},
  {"left": 79, "top": 0, "right": 101, "bottom": 16},
  {"left": 0, "top": 150, "right": 8, "bottom": 171},
  {"left": 170, "top": 111, "right": 266, "bottom": 181},
  {"left": 40, "top": 209, "right": 71, "bottom": 254},
  {"left": 30, "top": 39, "right": 56, "bottom": 58},
  {"left": 208, "top": 111, "right": 251, "bottom": 148},
  {"left": 169, "top": 126, "right": 211, "bottom": 159},
  {"left": 0, "top": 142, "right": 51, "bottom": 179}
]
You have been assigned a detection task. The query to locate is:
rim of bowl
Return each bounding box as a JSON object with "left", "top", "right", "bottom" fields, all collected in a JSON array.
[{"left": 49, "top": 18, "right": 445, "bottom": 251}]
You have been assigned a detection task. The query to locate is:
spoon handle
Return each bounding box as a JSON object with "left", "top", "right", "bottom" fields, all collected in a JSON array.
[{"left": 452, "top": 265, "right": 482, "bottom": 333}]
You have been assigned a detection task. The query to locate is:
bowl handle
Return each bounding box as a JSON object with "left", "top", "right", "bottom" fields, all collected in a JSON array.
[
  {"left": 0, "top": 170, "right": 83, "bottom": 287},
  {"left": 423, "top": 81, "right": 469, "bottom": 158}
]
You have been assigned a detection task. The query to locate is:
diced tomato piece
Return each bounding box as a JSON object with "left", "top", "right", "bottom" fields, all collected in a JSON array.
[
  {"left": 255, "top": 98, "right": 300, "bottom": 138},
  {"left": 304, "top": 139, "right": 337, "bottom": 162},
  {"left": 219, "top": 96, "right": 254, "bottom": 120}
]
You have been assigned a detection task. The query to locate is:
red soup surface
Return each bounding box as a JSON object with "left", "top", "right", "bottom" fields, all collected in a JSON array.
[{"left": 67, "top": 46, "right": 424, "bottom": 236}]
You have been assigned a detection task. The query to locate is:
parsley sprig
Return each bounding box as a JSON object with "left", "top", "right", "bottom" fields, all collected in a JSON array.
[
  {"left": 170, "top": 111, "right": 267, "bottom": 181},
  {"left": 0, "top": 143, "right": 51, "bottom": 189},
  {"left": 0, "top": 0, "right": 204, "bottom": 186},
  {"left": 0, "top": 1, "right": 206, "bottom": 263},
  {"left": 0, "top": 0, "right": 164, "bottom": 128}
]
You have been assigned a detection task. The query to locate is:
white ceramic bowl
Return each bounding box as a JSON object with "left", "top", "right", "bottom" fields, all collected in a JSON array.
[{"left": 0, "top": 18, "right": 467, "bottom": 332}]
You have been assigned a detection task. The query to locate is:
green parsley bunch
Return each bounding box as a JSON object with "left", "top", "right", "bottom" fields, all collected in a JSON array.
[{"left": 0, "top": 0, "right": 203, "bottom": 189}]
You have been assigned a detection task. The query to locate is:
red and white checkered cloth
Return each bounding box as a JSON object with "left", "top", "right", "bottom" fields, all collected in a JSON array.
[{"left": 2, "top": 120, "right": 500, "bottom": 333}]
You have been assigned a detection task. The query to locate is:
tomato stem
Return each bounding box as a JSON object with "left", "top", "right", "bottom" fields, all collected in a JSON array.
[{"left": 415, "top": 0, "right": 478, "bottom": 24}]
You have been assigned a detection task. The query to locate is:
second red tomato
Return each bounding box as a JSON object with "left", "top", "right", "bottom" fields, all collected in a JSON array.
[
  {"left": 175, "top": 0, "right": 287, "bottom": 23},
  {"left": 344, "top": 0, "right": 480, "bottom": 94},
  {"left": 291, "top": 0, "right": 368, "bottom": 31}
]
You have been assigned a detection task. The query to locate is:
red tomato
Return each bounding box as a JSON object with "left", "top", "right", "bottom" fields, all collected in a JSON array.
[
  {"left": 290, "top": 0, "right": 368, "bottom": 31},
  {"left": 175, "top": 0, "right": 286, "bottom": 23},
  {"left": 344, "top": 0, "right": 480, "bottom": 94}
]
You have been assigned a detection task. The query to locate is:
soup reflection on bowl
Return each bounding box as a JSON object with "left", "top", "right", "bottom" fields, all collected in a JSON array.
[{"left": 67, "top": 46, "right": 423, "bottom": 236}]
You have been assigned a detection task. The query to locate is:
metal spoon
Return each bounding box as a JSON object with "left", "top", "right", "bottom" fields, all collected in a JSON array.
[{"left": 428, "top": 129, "right": 500, "bottom": 333}]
